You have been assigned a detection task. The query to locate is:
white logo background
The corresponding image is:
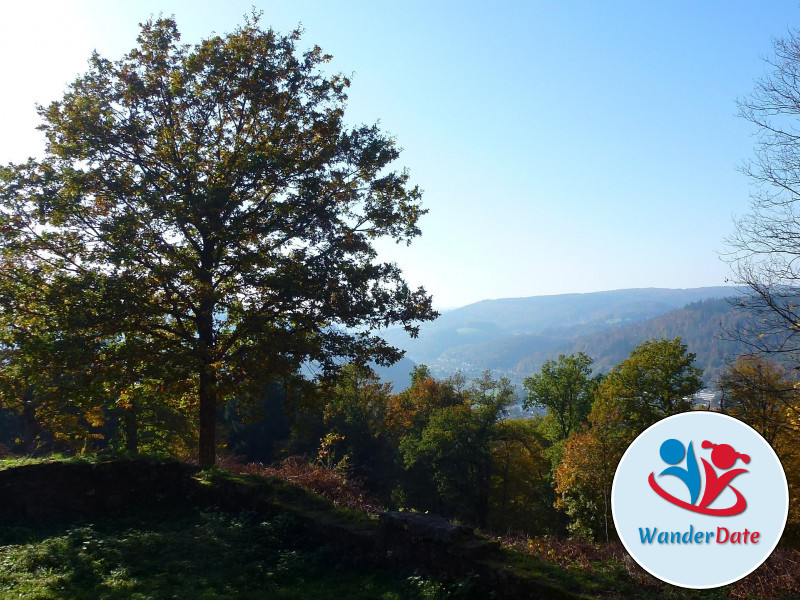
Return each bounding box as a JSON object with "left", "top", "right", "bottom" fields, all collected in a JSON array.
[{"left": 612, "top": 412, "right": 788, "bottom": 589}]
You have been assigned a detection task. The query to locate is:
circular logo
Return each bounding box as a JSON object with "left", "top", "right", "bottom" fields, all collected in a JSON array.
[{"left": 611, "top": 411, "right": 788, "bottom": 589}]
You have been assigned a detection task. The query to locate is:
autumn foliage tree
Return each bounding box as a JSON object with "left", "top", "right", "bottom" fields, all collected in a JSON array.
[
  {"left": 718, "top": 355, "right": 800, "bottom": 448},
  {"left": 595, "top": 337, "right": 702, "bottom": 433},
  {"left": 0, "top": 15, "right": 435, "bottom": 465},
  {"left": 554, "top": 338, "right": 703, "bottom": 540},
  {"left": 400, "top": 372, "right": 513, "bottom": 527},
  {"left": 717, "top": 355, "right": 800, "bottom": 529},
  {"left": 554, "top": 400, "right": 629, "bottom": 541}
]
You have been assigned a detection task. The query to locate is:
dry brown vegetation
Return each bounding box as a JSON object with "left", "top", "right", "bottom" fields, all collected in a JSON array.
[
  {"left": 505, "top": 533, "right": 800, "bottom": 599},
  {"left": 216, "top": 456, "right": 800, "bottom": 598},
  {"left": 218, "top": 456, "right": 384, "bottom": 515}
]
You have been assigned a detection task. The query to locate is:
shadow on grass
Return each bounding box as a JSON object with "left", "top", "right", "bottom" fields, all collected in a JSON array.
[{"left": 0, "top": 507, "right": 435, "bottom": 600}]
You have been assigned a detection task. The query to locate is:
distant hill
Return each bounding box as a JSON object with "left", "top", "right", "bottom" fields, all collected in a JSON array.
[
  {"left": 517, "top": 298, "right": 753, "bottom": 384},
  {"left": 382, "top": 287, "right": 749, "bottom": 385}
]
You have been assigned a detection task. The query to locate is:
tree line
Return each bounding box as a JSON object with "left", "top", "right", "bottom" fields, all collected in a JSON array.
[{"left": 5, "top": 322, "right": 798, "bottom": 543}]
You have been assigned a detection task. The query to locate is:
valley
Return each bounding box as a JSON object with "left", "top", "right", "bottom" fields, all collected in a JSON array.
[{"left": 379, "top": 286, "right": 757, "bottom": 390}]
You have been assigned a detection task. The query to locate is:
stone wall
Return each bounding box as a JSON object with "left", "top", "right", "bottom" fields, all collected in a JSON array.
[{"left": 0, "top": 458, "right": 193, "bottom": 523}]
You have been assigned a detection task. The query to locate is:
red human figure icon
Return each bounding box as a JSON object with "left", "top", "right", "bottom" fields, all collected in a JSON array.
[{"left": 698, "top": 441, "right": 750, "bottom": 510}]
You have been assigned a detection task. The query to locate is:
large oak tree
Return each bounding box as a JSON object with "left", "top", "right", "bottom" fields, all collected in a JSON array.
[{"left": 0, "top": 15, "right": 435, "bottom": 465}]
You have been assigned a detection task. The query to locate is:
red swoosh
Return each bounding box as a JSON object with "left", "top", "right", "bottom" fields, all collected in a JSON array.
[{"left": 648, "top": 472, "right": 747, "bottom": 516}]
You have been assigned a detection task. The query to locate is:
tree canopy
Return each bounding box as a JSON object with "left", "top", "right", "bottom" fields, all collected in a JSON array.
[
  {"left": 594, "top": 337, "right": 702, "bottom": 432},
  {"left": 728, "top": 28, "right": 800, "bottom": 360},
  {"left": 554, "top": 338, "right": 702, "bottom": 541},
  {"left": 718, "top": 355, "right": 800, "bottom": 448},
  {"left": 0, "top": 15, "right": 436, "bottom": 465},
  {"left": 522, "top": 352, "right": 594, "bottom": 441}
]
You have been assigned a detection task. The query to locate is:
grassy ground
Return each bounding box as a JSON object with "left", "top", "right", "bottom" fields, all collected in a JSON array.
[
  {"left": 0, "top": 505, "right": 462, "bottom": 600},
  {"left": 2, "top": 456, "right": 798, "bottom": 599}
]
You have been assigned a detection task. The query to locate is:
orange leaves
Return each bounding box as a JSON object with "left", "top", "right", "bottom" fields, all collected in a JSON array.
[{"left": 84, "top": 406, "right": 105, "bottom": 428}]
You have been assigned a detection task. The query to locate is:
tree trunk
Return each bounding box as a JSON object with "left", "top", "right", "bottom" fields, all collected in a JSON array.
[
  {"left": 21, "top": 386, "right": 39, "bottom": 454},
  {"left": 197, "top": 237, "right": 218, "bottom": 467},
  {"left": 476, "top": 465, "right": 491, "bottom": 530},
  {"left": 123, "top": 400, "right": 138, "bottom": 455},
  {"left": 198, "top": 361, "right": 217, "bottom": 467}
]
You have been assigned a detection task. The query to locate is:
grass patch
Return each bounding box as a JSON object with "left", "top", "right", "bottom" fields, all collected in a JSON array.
[
  {"left": 0, "top": 454, "right": 91, "bottom": 471},
  {"left": 0, "top": 505, "right": 449, "bottom": 600}
]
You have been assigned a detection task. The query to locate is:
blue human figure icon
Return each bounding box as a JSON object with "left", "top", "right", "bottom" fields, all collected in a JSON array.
[{"left": 658, "top": 439, "right": 701, "bottom": 505}]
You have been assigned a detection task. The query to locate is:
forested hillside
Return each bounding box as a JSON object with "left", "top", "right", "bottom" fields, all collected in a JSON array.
[
  {"left": 520, "top": 298, "right": 754, "bottom": 384},
  {"left": 382, "top": 288, "right": 748, "bottom": 386}
]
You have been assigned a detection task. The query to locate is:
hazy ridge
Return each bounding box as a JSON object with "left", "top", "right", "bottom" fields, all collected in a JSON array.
[{"left": 380, "top": 287, "right": 752, "bottom": 387}]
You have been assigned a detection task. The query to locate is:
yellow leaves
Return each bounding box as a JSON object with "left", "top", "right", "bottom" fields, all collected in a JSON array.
[
  {"left": 93, "top": 196, "right": 112, "bottom": 216},
  {"left": 316, "top": 432, "right": 347, "bottom": 469},
  {"left": 117, "top": 390, "right": 133, "bottom": 410},
  {"left": 85, "top": 406, "right": 105, "bottom": 428}
]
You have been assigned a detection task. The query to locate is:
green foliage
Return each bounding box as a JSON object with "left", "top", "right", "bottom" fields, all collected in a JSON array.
[
  {"left": 399, "top": 372, "right": 513, "bottom": 526},
  {"left": 490, "top": 418, "right": 559, "bottom": 535},
  {"left": 0, "top": 508, "right": 439, "bottom": 599},
  {"left": 223, "top": 379, "right": 302, "bottom": 463},
  {"left": 0, "top": 14, "right": 435, "bottom": 465},
  {"left": 0, "top": 263, "right": 107, "bottom": 453},
  {"left": 320, "top": 364, "right": 394, "bottom": 485},
  {"left": 523, "top": 352, "right": 595, "bottom": 442},
  {"left": 405, "top": 572, "right": 479, "bottom": 600},
  {"left": 410, "top": 364, "right": 433, "bottom": 384},
  {"left": 554, "top": 338, "right": 703, "bottom": 541},
  {"left": 596, "top": 337, "right": 702, "bottom": 434}
]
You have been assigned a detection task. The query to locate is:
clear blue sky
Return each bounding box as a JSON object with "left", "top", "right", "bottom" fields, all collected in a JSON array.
[{"left": 1, "top": 1, "right": 797, "bottom": 308}]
